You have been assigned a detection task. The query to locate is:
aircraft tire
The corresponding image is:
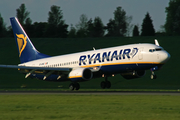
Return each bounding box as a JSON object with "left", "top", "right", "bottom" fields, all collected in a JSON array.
[
  {"left": 106, "top": 81, "right": 111, "bottom": 88},
  {"left": 69, "top": 83, "right": 75, "bottom": 91},
  {"left": 151, "top": 74, "right": 157, "bottom": 79},
  {"left": 75, "top": 83, "right": 80, "bottom": 90},
  {"left": 101, "top": 81, "right": 106, "bottom": 89}
]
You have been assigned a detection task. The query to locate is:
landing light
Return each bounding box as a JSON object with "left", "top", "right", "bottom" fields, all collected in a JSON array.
[{"left": 93, "top": 67, "right": 98, "bottom": 70}]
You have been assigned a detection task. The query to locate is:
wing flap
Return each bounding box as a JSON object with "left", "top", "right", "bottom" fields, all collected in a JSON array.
[
  {"left": 0, "top": 64, "right": 71, "bottom": 80},
  {"left": 0, "top": 65, "right": 71, "bottom": 71}
]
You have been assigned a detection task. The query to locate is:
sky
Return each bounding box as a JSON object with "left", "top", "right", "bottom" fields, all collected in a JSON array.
[{"left": 0, "top": 0, "right": 169, "bottom": 32}]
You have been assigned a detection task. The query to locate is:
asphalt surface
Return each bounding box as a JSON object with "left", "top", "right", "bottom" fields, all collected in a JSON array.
[{"left": 0, "top": 91, "right": 180, "bottom": 95}]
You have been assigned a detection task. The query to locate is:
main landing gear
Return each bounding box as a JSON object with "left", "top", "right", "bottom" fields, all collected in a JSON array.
[
  {"left": 101, "top": 77, "right": 111, "bottom": 89},
  {"left": 69, "top": 83, "right": 80, "bottom": 91},
  {"left": 151, "top": 71, "right": 157, "bottom": 79}
]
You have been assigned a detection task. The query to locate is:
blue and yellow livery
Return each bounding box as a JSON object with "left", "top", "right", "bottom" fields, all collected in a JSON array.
[{"left": 10, "top": 17, "right": 50, "bottom": 63}]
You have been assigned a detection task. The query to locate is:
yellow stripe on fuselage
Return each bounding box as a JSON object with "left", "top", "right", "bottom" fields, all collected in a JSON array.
[{"left": 81, "top": 61, "right": 161, "bottom": 68}]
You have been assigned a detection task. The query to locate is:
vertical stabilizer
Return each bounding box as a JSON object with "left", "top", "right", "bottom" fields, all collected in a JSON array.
[{"left": 10, "top": 17, "right": 50, "bottom": 63}]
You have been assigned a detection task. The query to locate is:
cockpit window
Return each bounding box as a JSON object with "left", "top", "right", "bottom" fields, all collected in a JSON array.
[
  {"left": 149, "top": 49, "right": 154, "bottom": 52},
  {"left": 149, "top": 48, "right": 163, "bottom": 52},
  {"left": 155, "top": 48, "right": 163, "bottom": 51}
]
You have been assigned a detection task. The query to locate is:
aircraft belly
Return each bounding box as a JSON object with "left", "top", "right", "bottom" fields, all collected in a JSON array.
[{"left": 100, "top": 63, "right": 158, "bottom": 74}]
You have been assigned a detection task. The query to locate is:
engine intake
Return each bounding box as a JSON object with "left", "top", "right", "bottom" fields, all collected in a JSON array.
[{"left": 121, "top": 70, "right": 146, "bottom": 79}]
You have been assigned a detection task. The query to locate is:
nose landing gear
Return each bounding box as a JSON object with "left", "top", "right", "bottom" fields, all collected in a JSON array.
[{"left": 151, "top": 71, "right": 157, "bottom": 79}]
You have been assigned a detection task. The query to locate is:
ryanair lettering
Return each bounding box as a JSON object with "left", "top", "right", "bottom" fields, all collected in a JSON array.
[{"left": 79, "top": 48, "right": 138, "bottom": 66}]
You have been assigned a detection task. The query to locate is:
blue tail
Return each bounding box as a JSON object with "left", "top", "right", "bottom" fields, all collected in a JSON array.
[{"left": 10, "top": 17, "right": 50, "bottom": 63}]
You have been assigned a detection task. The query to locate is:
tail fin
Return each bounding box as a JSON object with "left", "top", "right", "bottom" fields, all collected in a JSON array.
[{"left": 10, "top": 17, "right": 50, "bottom": 63}]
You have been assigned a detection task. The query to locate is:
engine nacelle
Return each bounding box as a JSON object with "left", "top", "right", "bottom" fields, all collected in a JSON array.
[
  {"left": 121, "top": 70, "right": 146, "bottom": 79},
  {"left": 69, "top": 68, "right": 93, "bottom": 81}
]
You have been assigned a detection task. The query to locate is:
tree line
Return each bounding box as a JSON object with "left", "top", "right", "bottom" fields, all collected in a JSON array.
[{"left": 0, "top": 1, "right": 179, "bottom": 38}]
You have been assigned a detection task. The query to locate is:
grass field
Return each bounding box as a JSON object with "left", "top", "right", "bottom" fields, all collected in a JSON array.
[
  {"left": 0, "top": 36, "right": 179, "bottom": 89},
  {"left": 0, "top": 94, "right": 180, "bottom": 120}
]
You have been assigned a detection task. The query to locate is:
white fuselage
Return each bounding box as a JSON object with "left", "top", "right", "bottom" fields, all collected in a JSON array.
[{"left": 20, "top": 43, "right": 170, "bottom": 73}]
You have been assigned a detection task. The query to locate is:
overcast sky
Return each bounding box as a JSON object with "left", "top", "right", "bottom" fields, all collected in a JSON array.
[{"left": 0, "top": 0, "right": 169, "bottom": 32}]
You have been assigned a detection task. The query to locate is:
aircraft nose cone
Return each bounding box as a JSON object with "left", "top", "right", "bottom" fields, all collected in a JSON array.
[{"left": 161, "top": 51, "right": 171, "bottom": 63}]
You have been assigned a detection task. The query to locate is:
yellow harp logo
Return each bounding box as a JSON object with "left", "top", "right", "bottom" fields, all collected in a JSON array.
[{"left": 16, "top": 34, "right": 27, "bottom": 57}]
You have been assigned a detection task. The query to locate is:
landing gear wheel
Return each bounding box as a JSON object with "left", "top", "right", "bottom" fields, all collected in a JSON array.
[
  {"left": 74, "top": 83, "right": 80, "bottom": 90},
  {"left": 69, "top": 83, "right": 75, "bottom": 91},
  {"left": 101, "top": 81, "right": 106, "bottom": 89},
  {"left": 151, "top": 71, "right": 157, "bottom": 79},
  {"left": 151, "top": 74, "right": 157, "bottom": 79},
  {"left": 69, "top": 83, "right": 80, "bottom": 91},
  {"left": 106, "top": 81, "right": 111, "bottom": 88},
  {"left": 101, "top": 80, "right": 111, "bottom": 89}
]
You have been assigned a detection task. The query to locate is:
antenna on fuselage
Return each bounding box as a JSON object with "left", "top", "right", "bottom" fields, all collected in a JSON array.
[
  {"left": 155, "top": 39, "right": 160, "bottom": 46},
  {"left": 93, "top": 47, "right": 96, "bottom": 51}
]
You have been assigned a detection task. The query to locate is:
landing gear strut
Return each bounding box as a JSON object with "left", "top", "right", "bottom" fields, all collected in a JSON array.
[
  {"left": 69, "top": 83, "right": 80, "bottom": 91},
  {"left": 151, "top": 71, "right": 157, "bottom": 79},
  {"left": 101, "top": 77, "right": 111, "bottom": 89}
]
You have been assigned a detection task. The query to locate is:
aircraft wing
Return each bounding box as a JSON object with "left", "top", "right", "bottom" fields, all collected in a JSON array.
[
  {"left": 0, "top": 65, "right": 71, "bottom": 71},
  {"left": 0, "top": 64, "right": 72, "bottom": 80},
  {"left": 0, "top": 64, "right": 100, "bottom": 80}
]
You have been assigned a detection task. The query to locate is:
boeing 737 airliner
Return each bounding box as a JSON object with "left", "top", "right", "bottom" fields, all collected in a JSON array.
[{"left": 0, "top": 17, "right": 170, "bottom": 90}]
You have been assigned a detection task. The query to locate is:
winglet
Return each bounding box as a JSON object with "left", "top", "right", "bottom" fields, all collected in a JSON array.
[{"left": 155, "top": 39, "right": 159, "bottom": 46}]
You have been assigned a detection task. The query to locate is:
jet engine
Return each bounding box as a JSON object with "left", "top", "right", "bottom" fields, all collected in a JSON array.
[
  {"left": 69, "top": 68, "right": 93, "bottom": 81},
  {"left": 121, "top": 70, "right": 146, "bottom": 79}
]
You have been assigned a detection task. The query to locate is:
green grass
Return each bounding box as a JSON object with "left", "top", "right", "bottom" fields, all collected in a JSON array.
[
  {"left": 0, "top": 36, "right": 179, "bottom": 89},
  {"left": 0, "top": 94, "right": 180, "bottom": 120}
]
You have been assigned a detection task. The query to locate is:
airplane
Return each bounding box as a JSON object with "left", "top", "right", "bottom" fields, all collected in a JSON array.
[{"left": 0, "top": 17, "right": 170, "bottom": 90}]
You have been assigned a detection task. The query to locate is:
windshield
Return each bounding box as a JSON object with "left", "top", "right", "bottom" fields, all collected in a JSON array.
[{"left": 149, "top": 48, "right": 163, "bottom": 52}]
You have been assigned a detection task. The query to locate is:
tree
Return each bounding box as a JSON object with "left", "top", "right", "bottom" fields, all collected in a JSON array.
[
  {"left": 126, "top": 16, "right": 133, "bottom": 37},
  {"left": 46, "top": 5, "right": 68, "bottom": 38},
  {"left": 7, "top": 26, "right": 13, "bottom": 37},
  {"left": 165, "top": 0, "right": 180, "bottom": 35},
  {"left": 106, "top": 6, "right": 128, "bottom": 37},
  {"left": 16, "top": 3, "right": 30, "bottom": 25},
  {"left": 114, "top": 6, "right": 127, "bottom": 36},
  {"left": 68, "top": 24, "right": 76, "bottom": 38},
  {"left": 24, "top": 17, "right": 33, "bottom": 37},
  {"left": 141, "top": 12, "right": 155, "bottom": 36},
  {"left": 56, "top": 21, "right": 68, "bottom": 38},
  {"left": 76, "top": 14, "right": 88, "bottom": 37},
  {"left": 87, "top": 18, "right": 94, "bottom": 37},
  {"left": 33, "top": 22, "right": 48, "bottom": 37},
  {"left": 93, "top": 17, "right": 104, "bottom": 37},
  {"left": 105, "top": 19, "right": 116, "bottom": 37},
  {"left": 173, "top": 6, "right": 180, "bottom": 34},
  {"left": 133, "top": 25, "right": 139, "bottom": 36},
  {"left": 0, "top": 13, "right": 6, "bottom": 37}
]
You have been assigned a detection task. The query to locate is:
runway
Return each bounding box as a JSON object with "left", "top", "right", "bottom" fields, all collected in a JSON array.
[{"left": 0, "top": 91, "right": 180, "bottom": 95}]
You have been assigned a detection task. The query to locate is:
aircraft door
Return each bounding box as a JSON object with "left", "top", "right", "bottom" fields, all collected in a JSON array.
[{"left": 138, "top": 48, "right": 143, "bottom": 60}]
